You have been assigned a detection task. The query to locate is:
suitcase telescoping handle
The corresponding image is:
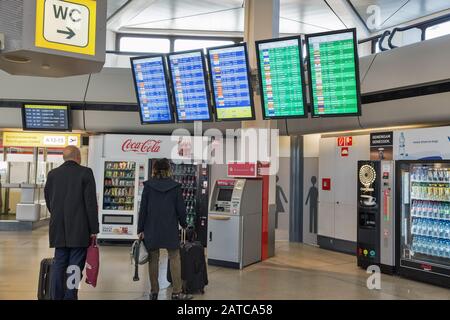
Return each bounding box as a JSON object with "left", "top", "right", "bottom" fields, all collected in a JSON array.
[
  {"left": 133, "top": 264, "right": 139, "bottom": 282},
  {"left": 181, "top": 228, "right": 186, "bottom": 245},
  {"left": 133, "top": 240, "right": 140, "bottom": 281}
]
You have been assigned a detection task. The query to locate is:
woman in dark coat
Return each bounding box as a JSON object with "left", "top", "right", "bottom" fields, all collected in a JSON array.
[{"left": 137, "top": 158, "right": 190, "bottom": 300}]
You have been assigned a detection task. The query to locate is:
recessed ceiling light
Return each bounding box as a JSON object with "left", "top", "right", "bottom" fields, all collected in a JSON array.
[
  {"left": 41, "top": 64, "right": 51, "bottom": 70},
  {"left": 1, "top": 54, "right": 31, "bottom": 64}
]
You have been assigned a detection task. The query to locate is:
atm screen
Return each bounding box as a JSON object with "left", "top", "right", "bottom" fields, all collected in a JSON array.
[{"left": 217, "top": 188, "right": 233, "bottom": 202}]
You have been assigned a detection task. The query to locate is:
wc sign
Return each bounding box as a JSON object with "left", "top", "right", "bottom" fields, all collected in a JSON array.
[{"left": 35, "top": 0, "right": 97, "bottom": 56}]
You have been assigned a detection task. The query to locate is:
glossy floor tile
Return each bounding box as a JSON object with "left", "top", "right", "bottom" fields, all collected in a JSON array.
[{"left": 0, "top": 227, "right": 449, "bottom": 300}]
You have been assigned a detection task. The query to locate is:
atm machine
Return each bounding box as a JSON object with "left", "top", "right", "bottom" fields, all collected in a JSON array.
[
  {"left": 208, "top": 179, "right": 262, "bottom": 269},
  {"left": 357, "top": 160, "right": 396, "bottom": 274}
]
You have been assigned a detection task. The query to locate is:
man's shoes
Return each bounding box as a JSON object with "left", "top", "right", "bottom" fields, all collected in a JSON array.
[
  {"left": 171, "top": 293, "right": 193, "bottom": 300},
  {"left": 150, "top": 293, "right": 158, "bottom": 300}
]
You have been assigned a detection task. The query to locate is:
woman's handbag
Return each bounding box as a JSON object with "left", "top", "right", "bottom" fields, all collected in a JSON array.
[
  {"left": 85, "top": 236, "right": 100, "bottom": 287},
  {"left": 131, "top": 239, "right": 148, "bottom": 281}
]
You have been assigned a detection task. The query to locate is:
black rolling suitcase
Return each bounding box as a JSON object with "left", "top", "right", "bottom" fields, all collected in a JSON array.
[
  {"left": 167, "top": 229, "right": 208, "bottom": 294},
  {"left": 37, "top": 258, "right": 54, "bottom": 300}
]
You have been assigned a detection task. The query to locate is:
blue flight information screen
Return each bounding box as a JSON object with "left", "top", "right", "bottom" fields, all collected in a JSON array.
[
  {"left": 208, "top": 45, "right": 254, "bottom": 120},
  {"left": 168, "top": 51, "right": 211, "bottom": 122},
  {"left": 131, "top": 56, "right": 173, "bottom": 123}
]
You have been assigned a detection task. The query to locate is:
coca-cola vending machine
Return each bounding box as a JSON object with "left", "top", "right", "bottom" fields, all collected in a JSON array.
[{"left": 96, "top": 134, "right": 210, "bottom": 243}]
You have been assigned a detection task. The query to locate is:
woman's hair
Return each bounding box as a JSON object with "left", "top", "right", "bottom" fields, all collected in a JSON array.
[{"left": 152, "top": 158, "right": 172, "bottom": 179}]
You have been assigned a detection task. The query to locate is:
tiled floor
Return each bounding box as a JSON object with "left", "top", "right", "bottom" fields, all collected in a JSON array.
[{"left": 0, "top": 226, "right": 449, "bottom": 300}]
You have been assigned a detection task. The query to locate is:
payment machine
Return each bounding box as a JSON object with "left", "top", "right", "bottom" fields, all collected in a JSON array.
[
  {"left": 208, "top": 179, "right": 262, "bottom": 269},
  {"left": 357, "top": 160, "right": 396, "bottom": 273}
]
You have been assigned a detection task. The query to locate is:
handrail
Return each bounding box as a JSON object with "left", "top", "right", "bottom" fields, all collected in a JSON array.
[
  {"left": 378, "top": 30, "right": 391, "bottom": 51},
  {"left": 359, "top": 12, "right": 450, "bottom": 53},
  {"left": 358, "top": 34, "right": 382, "bottom": 45}
]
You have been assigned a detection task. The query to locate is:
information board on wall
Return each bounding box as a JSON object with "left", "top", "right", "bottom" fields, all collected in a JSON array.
[
  {"left": 130, "top": 56, "right": 173, "bottom": 124},
  {"left": 168, "top": 50, "right": 212, "bottom": 122},
  {"left": 306, "top": 29, "right": 361, "bottom": 117},
  {"left": 207, "top": 44, "right": 254, "bottom": 121},
  {"left": 3, "top": 132, "right": 81, "bottom": 148},
  {"left": 22, "top": 104, "right": 71, "bottom": 131},
  {"left": 256, "top": 37, "right": 307, "bottom": 119}
]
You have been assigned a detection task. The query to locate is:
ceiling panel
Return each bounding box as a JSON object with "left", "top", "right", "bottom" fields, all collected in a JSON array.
[
  {"left": 123, "top": 0, "right": 243, "bottom": 27},
  {"left": 107, "top": 0, "right": 130, "bottom": 19},
  {"left": 349, "top": 0, "right": 450, "bottom": 31},
  {"left": 124, "top": 8, "right": 244, "bottom": 33},
  {"left": 120, "top": 0, "right": 349, "bottom": 35},
  {"left": 280, "top": 0, "right": 346, "bottom": 33}
]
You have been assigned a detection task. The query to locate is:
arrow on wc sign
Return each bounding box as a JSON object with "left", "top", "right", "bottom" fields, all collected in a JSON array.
[{"left": 57, "top": 27, "right": 76, "bottom": 39}]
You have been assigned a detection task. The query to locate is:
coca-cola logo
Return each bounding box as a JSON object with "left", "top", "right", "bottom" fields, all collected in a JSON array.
[{"left": 121, "top": 139, "right": 162, "bottom": 153}]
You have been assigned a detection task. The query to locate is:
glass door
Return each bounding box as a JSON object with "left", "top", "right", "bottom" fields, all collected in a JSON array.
[
  {"left": 171, "top": 162, "right": 198, "bottom": 228},
  {"left": 103, "top": 161, "right": 136, "bottom": 212},
  {"left": 400, "top": 162, "right": 450, "bottom": 268}
]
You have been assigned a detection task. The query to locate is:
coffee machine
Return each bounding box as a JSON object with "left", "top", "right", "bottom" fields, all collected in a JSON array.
[{"left": 357, "top": 160, "right": 396, "bottom": 274}]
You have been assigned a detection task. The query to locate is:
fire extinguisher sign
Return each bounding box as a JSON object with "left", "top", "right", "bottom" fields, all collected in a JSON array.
[{"left": 337, "top": 136, "right": 353, "bottom": 147}]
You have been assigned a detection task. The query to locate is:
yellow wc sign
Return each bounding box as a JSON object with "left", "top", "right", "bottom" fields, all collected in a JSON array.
[{"left": 35, "top": 0, "right": 97, "bottom": 56}]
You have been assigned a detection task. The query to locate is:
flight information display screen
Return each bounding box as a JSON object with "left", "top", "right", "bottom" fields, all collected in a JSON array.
[
  {"left": 306, "top": 29, "right": 361, "bottom": 117},
  {"left": 256, "top": 37, "right": 307, "bottom": 119},
  {"left": 131, "top": 56, "right": 174, "bottom": 124},
  {"left": 168, "top": 50, "right": 212, "bottom": 122},
  {"left": 207, "top": 44, "right": 254, "bottom": 121},
  {"left": 22, "top": 104, "right": 71, "bottom": 131}
]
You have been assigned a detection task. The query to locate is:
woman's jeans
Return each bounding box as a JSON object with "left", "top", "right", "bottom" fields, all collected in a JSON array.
[{"left": 148, "top": 249, "right": 182, "bottom": 294}]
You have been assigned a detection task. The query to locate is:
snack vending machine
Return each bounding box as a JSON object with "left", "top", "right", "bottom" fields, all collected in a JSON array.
[
  {"left": 357, "top": 161, "right": 396, "bottom": 273},
  {"left": 98, "top": 160, "right": 147, "bottom": 241},
  {"left": 149, "top": 159, "right": 210, "bottom": 247},
  {"left": 396, "top": 160, "right": 450, "bottom": 287}
]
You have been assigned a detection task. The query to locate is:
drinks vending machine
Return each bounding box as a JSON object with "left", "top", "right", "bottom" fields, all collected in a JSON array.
[
  {"left": 396, "top": 160, "right": 450, "bottom": 287},
  {"left": 357, "top": 160, "right": 396, "bottom": 273},
  {"left": 149, "top": 159, "right": 210, "bottom": 247}
]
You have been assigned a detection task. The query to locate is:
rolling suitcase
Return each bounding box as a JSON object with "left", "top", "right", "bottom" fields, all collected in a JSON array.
[
  {"left": 167, "top": 229, "right": 208, "bottom": 294},
  {"left": 37, "top": 258, "right": 54, "bottom": 300}
]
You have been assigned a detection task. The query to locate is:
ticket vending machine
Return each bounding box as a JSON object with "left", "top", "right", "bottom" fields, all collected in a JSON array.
[
  {"left": 208, "top": 179, "right": 262, "bottom": 269},
  {"left": 357, "top": 160, "right": 396, "bottom": 273}
]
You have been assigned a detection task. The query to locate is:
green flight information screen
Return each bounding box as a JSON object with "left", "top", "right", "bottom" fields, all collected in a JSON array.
[
  {"left": 307, "top": 30, "right": 361, "bottom": 117},
  {"left": 257, "top": 37, "right": 306, "bottom": 118}
]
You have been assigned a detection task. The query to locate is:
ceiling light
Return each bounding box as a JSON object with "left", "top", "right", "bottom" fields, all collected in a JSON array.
[{"left": 1, "top": 54, "right": 31, "bottom": 64}]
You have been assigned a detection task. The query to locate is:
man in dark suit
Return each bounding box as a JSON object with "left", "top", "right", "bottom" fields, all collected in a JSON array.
[{"left": 44, "top": 146, "right": 99, "bottom": 300}]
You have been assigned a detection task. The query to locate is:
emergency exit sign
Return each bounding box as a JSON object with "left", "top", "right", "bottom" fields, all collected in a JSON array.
[{"left": 35, "top": 0, "right": 97, "bottom": 56}]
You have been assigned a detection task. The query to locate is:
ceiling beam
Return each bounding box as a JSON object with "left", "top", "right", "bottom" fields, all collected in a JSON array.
[
  {"left": 107, "top": 0, "right": 158, "bottom": 32},
  {"left": 324, "top": 0, "right": 371, "bottom": 38}
]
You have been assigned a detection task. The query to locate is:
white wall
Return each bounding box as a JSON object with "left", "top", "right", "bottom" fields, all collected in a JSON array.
[
  {"left": 303, "top": 134, "right": 321, "bottom": 158},
  {"left": 318, "top": 135, "right": 370, "bottom": 243}
]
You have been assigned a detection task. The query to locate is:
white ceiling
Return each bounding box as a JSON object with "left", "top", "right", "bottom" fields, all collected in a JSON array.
[
  {"left": 122, "top": 0, "right": 245, "bottom": 33},
  {"left": 107, "top": 0, "right": 450, "bottom": 36},
  {"left": 280, "top": 0, "right": 345, "bottom": 33},
  {"left": 109, "top": 0, "right": 348, "bottom": 35},
  {"left": 349, "top": 0, "right": 450, "bottom": 31},
  {"left": 107, "top": 0, "right": 130, "bottom": 19}
]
